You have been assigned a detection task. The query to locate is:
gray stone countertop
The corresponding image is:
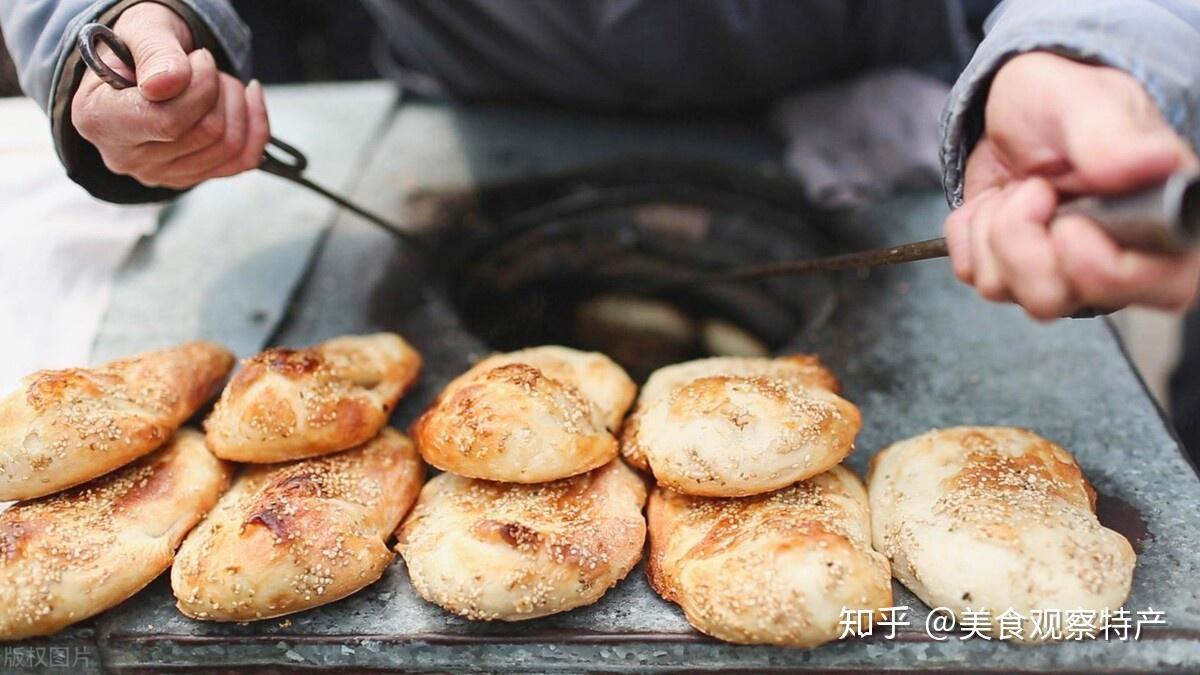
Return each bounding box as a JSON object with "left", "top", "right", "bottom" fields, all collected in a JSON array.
[{"left": 9, "top": 86, "right": 1196, "bottom": 673}]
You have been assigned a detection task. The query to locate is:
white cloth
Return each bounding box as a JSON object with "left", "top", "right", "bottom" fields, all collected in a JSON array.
[{"left": 0, "top": 97, "right": 161, "bottom": 393}]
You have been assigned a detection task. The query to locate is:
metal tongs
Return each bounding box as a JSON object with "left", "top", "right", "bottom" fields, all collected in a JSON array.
[{"left": 77, "top": 23, "right": 422, "bottom": 247}]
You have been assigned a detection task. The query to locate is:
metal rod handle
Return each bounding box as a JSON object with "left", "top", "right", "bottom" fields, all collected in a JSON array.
[{"left": 1057, "top": 170, "right": 1200, "bottom": 253}]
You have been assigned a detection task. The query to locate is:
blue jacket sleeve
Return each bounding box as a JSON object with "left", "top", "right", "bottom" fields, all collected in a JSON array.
[
  {"left": 941, "top": 0, "right": 1200, "bottom": 207},
  {"left": 0, "top": 0, "right": 251, "bottom": 202}
]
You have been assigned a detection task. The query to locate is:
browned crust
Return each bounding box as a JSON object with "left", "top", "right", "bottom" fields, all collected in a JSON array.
[
  {"left": 646, "top": 486, "right": 864, "bottom": 603},
  {"left": 644, "top": 470, "right": 891, "bottom": 646},
  {"left": 625, "top": 354, "right": 860, "bottom": 497},
  {"left": 236, "top": 434, "right": 422, "bottom": 545},
  {"left": 617, "top": 409, "right": 651, "bottom": 474},
  {"left": 475, "top": 464, "right": 643, "bottom": 585},
  {"left": 643, "top": 487, "right": 678, "bottom": 602},
  {"left": 0, "top": 430, "right": 230, "bottom": 638},
  {"left": 204, "top": 334, "right": 422, "bottom": 463},
  {"left": 409, "top": 348, "right": 621, "bottom": 483},
  {"left": 172, "top": 429, "right": 424, "bottom": 621},
  {"left": 0, "top": 342, "right": 234, "bottom": 501},
  {"left": 396, "top": 459, "right": 647, "bottom": 621},
  {"left": 922, "top": 429, "right": 1103, "bottom": 549},
  {"left": 946, "top": 429, "right": 1093, "bottom": 510},
  {"left": 775, "top": 354, "right": 842, "bottom": 394}
]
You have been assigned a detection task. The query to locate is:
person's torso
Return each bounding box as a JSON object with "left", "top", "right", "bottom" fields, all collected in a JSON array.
[{"left": 360, "top": 0, "right": 973, "bottom": 110}]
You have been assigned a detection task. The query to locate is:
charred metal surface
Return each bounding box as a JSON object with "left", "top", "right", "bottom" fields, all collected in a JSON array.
[{"left": 54, "top": 100, "right": 1200, "bottom": 671}]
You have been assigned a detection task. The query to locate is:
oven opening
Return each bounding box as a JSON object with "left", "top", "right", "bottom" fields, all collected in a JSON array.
[{"left": 433, "top": 162, "right": 840, "bottom": 381}]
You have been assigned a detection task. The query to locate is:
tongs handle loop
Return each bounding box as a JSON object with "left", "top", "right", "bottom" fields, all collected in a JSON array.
[
  {"left": 259, "top": 136, "right": 308, "bottom": 179},
  {"left": 78, "top": 24, "right": 136, "bottom": 90}
]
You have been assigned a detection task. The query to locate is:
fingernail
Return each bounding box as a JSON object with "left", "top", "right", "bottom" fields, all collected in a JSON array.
[
  {"left": 143, "top": 63, "right": 172, "bottom": 81},
  {"left": 141, "top": 72, "right": 171, "bottom": 91}
]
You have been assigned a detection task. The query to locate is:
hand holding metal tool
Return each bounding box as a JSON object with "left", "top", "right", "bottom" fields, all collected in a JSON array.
[
  {"left": 77, "top": 23, "right": 421, "bottom": 247},
  {"left": 705, "top": 170, "right": 1200, "bottom": 284},
  {"left": 643, "top": 171, "right": 1198, "bottom": 318}
]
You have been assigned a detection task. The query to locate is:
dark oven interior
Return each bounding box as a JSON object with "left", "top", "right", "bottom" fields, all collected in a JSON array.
[{"left": 423, "top": 160, "right": 843, "bottom": 381}]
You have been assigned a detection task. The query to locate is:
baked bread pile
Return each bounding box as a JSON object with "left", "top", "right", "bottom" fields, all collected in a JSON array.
[
  {"left": 0, "top": 343, "right": 234, "bottom": 638},
  {"left": 0, "top": 333, "right": 426, "bottom": 637},
  {"left": 623, "top": 355, "right": 892, "bottom": 646},
  {"left": 623, "top": 353, "right": 1135, "bottom": 646},
  {"left": 0, "top": 334, "right": 1138, "bottom": 647},
  {"left": 175, "top": 333, "right": 425, "bottom": 621},
  {"left": 402, "top": 345, "right": 647, "bottom": 620}
]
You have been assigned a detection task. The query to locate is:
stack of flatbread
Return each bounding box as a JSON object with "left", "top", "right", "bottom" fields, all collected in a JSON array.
[
  {"left": 402, "top": 345, "right": 646, "bottom": 620},
  {"left": 619, "top": 354, "right": 891, "bottom": 646},
  {"left": 0, "top": 341, "right": 234, "bottom": 639},
  {"left": 621, "top": 353, "right": 1136, "bottom": 646},
  {"left": 174, "top": 333, "right": 425, "bottom": 622},
  {"left": 0, "top": 333, "right": 427, "bottom": 637}
]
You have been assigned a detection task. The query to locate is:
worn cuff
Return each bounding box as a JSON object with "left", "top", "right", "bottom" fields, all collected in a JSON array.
[
  {"left": 940, "top": 0, "right": 1200, "bottom": 208},
  {"left": 49, "top": 0, "right": 250, "bottom": 203}
]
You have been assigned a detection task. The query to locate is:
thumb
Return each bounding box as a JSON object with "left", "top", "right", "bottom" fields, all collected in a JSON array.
[
  {"left": 1066, "top": 125, "right": 1185, "bottom": 193},
  {"left": 1059, "top": 73, "right": 1193, "bottom": 193},
  {"left": 115, "top": 5, "right": 194, "bottom": 101}
]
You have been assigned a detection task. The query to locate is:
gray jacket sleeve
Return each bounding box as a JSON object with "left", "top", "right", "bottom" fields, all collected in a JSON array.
[
  {"left": 941, "top": 0, "right": 1200, "bottom": 207},
  {"left": 0, "top": 0, "right": 251, "bottom": 202}
]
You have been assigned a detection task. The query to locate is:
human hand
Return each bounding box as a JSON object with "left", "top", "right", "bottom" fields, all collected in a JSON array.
[
  {"left": 71, "top": 2, "right": 269, "bottom": 189},
  {"left": 944, "top": 51, "right": 1200, "bottom": 319}
]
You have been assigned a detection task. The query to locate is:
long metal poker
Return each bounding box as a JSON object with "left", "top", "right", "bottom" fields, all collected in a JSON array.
[
  {"left": 661, "top": 170, "right": 1200, "bottom": 290},
  {"left": 708, "top": 237, "right": 949, "bottom": 283}
]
